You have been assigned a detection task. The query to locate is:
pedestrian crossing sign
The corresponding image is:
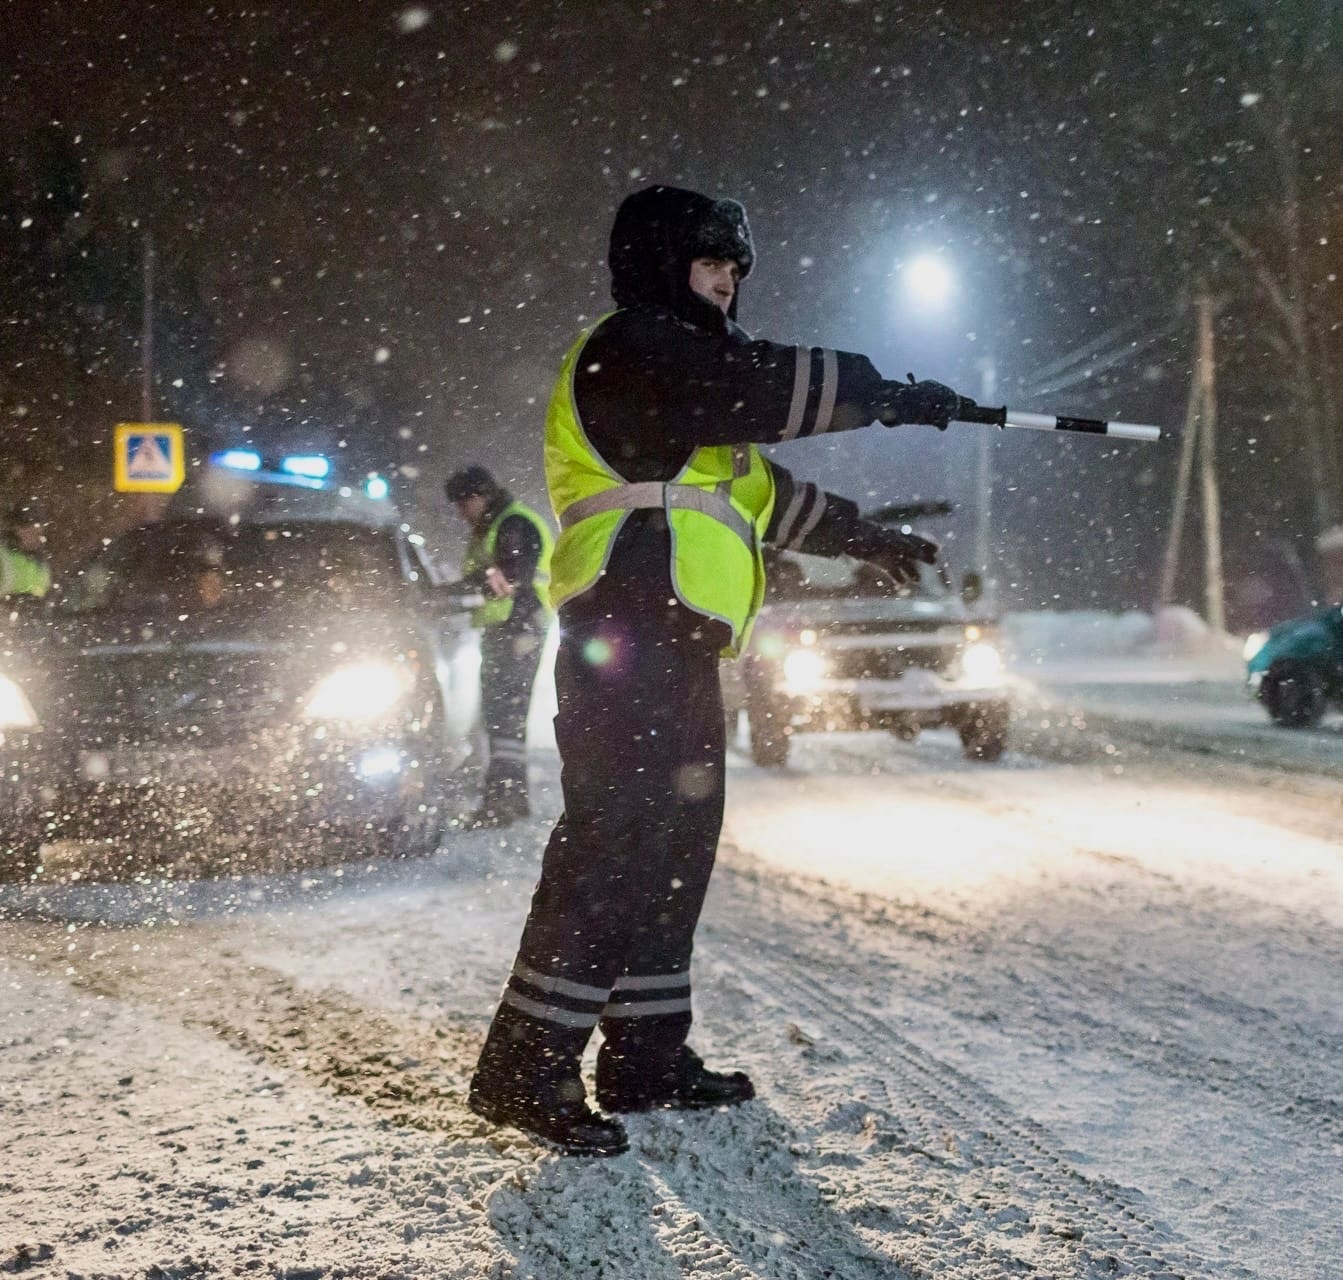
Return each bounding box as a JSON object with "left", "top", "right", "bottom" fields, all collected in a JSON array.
[{"left": 114, "top": 423, "right": 185, "bottom": 493}]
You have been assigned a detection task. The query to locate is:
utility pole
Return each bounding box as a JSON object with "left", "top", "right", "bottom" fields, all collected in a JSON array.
[
  {"left": 1157, "top": 283, "right": 1225, "bottom": 632},
  {"left": 141, "top": 229, "right": 155, "bottom": 422},
  {"left": 1195, "top": 288, "right": 1225, "bottom": 634}
]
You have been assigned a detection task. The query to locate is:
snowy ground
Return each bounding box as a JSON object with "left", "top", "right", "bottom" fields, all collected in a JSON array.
[{"left": 3, "top": 636, "right": 1341, "bottom": 1279}]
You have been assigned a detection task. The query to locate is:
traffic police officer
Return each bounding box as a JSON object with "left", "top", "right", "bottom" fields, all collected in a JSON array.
[
  {"left": 0, "top": 498, "right": 52, "bottom": 600},
  {"left": 468, "top": 185, "right": 977, "bottom": 1155},
  {"left": 444, "top": 465, "right": 554, "bottom": 828}
]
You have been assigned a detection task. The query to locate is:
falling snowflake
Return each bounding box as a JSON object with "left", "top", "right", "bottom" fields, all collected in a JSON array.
[{"left": 396, "top": 7, "right": 431, "bottom": 34}]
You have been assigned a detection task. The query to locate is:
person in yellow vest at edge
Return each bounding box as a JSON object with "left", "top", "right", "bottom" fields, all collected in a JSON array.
[
  {"left": 443, "top": 465, "right": 554, "bottom": 829},
  {"left": 468, "top": 185, "right": 981, "bottom": 1156},
  {"left": 0, "top": 498, "right": 53, "bottom": 600}
]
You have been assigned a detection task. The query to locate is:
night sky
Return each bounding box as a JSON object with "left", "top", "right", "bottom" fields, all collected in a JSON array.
[{"left": 5, "top": 0, "right": 1342, "bottom": 618}]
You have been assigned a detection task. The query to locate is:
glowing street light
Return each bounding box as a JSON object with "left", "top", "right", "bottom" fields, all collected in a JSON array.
[{"left": 904, "top": 255, "right": 954, "bottom": 306}]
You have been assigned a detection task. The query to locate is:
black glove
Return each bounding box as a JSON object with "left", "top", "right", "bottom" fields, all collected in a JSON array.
[
  {"left": 872, "top": 374, "right": 975, "bottom": 430},
  {"left": 851, "top": 526, "right": 940, "bottom": 586}
]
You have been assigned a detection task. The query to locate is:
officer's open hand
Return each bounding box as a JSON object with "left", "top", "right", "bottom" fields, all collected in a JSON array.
[
  {"left": 485, "top": 567, "right": 516, "bottom": 598},
  {"left": 873, "top": 375, "right": 976, "bottom": 430},
  {"left": 862, "top": 527, "right": 940, "bottom": 586}
]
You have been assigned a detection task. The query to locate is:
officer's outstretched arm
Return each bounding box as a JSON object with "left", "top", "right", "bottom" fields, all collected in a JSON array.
[
  {"left": 763, "top": 460, "right": 937, "bottom": 586},
  {"left": 577, "top": 310, "right": 961, "bottom": 452}
]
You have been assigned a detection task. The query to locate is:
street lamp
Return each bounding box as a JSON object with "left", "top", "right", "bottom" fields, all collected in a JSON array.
[{"left": 904, "top": 255, "right": 954, "bottom": 307}]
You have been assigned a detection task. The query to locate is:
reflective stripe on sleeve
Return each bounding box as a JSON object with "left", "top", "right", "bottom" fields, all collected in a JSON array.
[
  {"left": 791, "top": 484, "right": 828, "bottom": 547},
  {"left": 771, "top": 484, "right": 808, "bottom": 550},
  {"left": 780, "top": 345, "right": 812, "bottom": 441},
  {"left": 812, "top": 348, "right": 839, "bottom": 434},
  {"left": 774, "top": 482, "right": 826, "bottom": 551}
]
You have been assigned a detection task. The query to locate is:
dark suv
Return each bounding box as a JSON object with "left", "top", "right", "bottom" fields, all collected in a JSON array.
[{"left": 0, "top": 518, "right": 482, "bottom": 881}]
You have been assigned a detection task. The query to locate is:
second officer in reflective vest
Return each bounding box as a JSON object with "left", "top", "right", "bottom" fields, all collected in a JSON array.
[
  {"left": 468, "top": 184, "right": 977, "bottom": 1155},
  {"left": 444, "top": 465, "right": 553, "bottom": 828}
]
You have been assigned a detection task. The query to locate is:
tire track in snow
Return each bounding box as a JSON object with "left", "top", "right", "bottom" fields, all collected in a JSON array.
[{"left": 712, "top": 922, "right": 1232, "bottom": 1280}]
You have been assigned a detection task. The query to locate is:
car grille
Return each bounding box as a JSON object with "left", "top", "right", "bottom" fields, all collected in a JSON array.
[
  {"left": 825, "top": 644, "right": 958, "bottom": 680},
  {"left": 59, "top": 652, "right": 289, "bottom": 746}
]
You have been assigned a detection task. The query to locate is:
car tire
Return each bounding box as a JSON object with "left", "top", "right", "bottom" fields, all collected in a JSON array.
[
  {"left": 0, "top": 821, "right": 44, "bottom": 884},
  {"left": 747, "top": 694, "right": 791, "bottom": 767},
  {"left": 959, "top": 704, "right": 1009, "bottom": 762},
  {"left": 1263, "top": 661, "right": 1326, "bottom": 729}
]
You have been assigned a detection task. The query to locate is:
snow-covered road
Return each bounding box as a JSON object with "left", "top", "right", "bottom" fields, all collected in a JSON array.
[{"left": 3, "top": 714, "right": 1341, "bottom": 1278}]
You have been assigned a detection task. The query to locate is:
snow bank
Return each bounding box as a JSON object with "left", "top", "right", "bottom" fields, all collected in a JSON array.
[
  {"left": 1003, "top": 606, "right": 1238, "bottom": 667},
  {"left": 1002, "top": 609, "right": 1155, "bottom": 665}
]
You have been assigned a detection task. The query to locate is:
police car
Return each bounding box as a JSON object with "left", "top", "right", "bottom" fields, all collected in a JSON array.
[
  {"left": 0, "top": 510, "right": 482, "bottom": 882},
  {"left": 722, "top": 547, "right": 1010, "bottom": 767}
]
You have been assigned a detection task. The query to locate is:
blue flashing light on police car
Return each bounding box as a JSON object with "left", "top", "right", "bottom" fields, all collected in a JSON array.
[
  {"left": 212, "top": 448, "right": 263, "bottom": 472},
  {"left": 365, "top": 474, "right": 390, "bottom": 500},
  {"left": 281, "top": 454, "right": 332, "bottom": 480}
]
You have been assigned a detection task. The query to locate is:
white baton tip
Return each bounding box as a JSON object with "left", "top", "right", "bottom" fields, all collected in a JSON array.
[{"left": 1108, "top": 422, "right": 1163, "bottom": 442}]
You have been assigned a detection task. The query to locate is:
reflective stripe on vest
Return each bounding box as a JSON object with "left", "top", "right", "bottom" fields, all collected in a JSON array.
[
  {"left": 558, "top": 481, "right": 754, "bottom": 550},
  {"left": 543, "top": 318, "right": 776, "bottom": 656},
  {"left": 462, "top": 501, "right": 554, "bottom": 629}
]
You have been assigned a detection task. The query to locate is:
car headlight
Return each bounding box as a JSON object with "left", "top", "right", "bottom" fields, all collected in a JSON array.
[
  {"left": 961, "top": 641, "right": 1004, "bottom": 685},
  {"left": 782, "top": 648, "right": 827, "bottom": 693},
  {"left": 303, "top": 660, "right": 410, "bottom": 722},
  {"left": 1243, "top": 631, "right": 1268, "bottom": 663},
  {"left": 0, "top": 673, "right": 38, "bottom": 730}
]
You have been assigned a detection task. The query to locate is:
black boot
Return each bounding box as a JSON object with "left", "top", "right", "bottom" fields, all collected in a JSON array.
[
  {"left": 469, "top": 1005, "right": 628, "bottom": 1157},
  {"left": 455, "top": 794, "right": 530, "bottom": 831},
  {"left": 595, "top": 1044, "right": 755, "bottom": 1114}
]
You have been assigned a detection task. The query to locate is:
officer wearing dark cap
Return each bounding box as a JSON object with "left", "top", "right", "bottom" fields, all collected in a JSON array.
[{"left": 443, "top": 465, "right": 554, "bottom": 828}]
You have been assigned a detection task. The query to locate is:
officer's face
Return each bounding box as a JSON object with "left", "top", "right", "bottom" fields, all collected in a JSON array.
[
  {"left": 689, "top": 257, "right": 740, "bottom": 315},
  {"left": 12, "top": 523, "right": 43, "bottom": 554},
  {"left": 454, "top": 494, "right": 488, "bottom": 525}
]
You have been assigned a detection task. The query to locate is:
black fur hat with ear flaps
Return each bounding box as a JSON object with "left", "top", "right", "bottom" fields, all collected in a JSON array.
[{"left": 608, "top": 185, "right": 755, "bottom": 325}]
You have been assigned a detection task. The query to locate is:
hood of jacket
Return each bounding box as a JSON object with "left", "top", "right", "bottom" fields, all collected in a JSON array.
[{"left": 608, "top": 184, "right": 755, "bottom": 328}]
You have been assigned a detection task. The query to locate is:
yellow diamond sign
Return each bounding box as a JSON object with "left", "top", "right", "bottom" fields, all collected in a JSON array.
[{"left": 114, "top": 423, "right": 185, "bottom": 493}]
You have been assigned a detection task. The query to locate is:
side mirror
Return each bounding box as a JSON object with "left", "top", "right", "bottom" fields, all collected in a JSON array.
[{"left": 961, "top": 571, "right": 984, "bottom": 605}]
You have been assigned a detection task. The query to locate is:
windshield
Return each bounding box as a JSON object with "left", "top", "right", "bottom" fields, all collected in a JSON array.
[
  {"left": 766, "top": 551, "right": 951, "bottom": 603},
  {"left": 55, "top": 522, "right": 406, "bottom": 616}
]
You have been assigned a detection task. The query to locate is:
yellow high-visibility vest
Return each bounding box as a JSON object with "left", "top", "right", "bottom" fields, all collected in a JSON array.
[
  {"left": 543, "top": 319, "right": 776, "bottom": 657},
  {"left": 0, "top": 546, "right": 50, "bottom": 598},
  {"left": 461, "top": 501, "right": 554, "bottom": 629}
]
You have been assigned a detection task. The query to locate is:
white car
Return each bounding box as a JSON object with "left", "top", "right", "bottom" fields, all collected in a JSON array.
[{"left": 722, "top": 552, "right": 1010, "bottom": 766}]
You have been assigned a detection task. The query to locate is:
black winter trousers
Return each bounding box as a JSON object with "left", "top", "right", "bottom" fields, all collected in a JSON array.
[
  {"left": 478, "top": 621, "right": 546, "bottom": 817},
  {"left": 473, "top": 603, "right": 726, "bottom": 1094}
]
